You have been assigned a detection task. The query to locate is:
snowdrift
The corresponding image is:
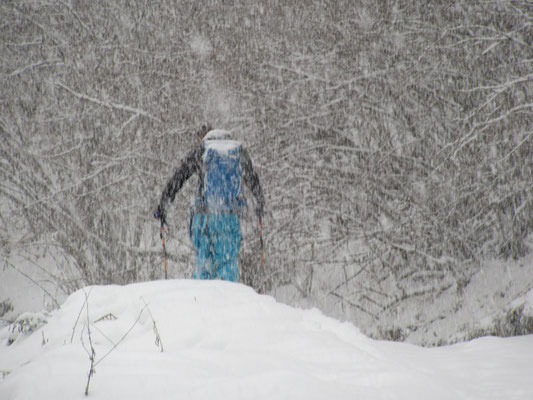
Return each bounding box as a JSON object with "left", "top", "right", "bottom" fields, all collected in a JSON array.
[{"left": 1, "top": 280, "right": 532, "bottom": 400}]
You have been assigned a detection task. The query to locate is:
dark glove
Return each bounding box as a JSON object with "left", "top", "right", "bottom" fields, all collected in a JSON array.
[{"left": 153, "top": 205, "right": 166, "bottom": 225}]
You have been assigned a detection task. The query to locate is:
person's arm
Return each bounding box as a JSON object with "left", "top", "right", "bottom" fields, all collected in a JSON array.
[
  {"left": 241, "top": 147, "right": 264, "bottom": 221},
  {"left": 157, "top": 147, "right": 201, "bottom": 223}
]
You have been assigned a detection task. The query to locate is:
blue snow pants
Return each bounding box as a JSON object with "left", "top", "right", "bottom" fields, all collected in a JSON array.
[{"left": 190, "top": 213, "right": 242, "bottom": 282}]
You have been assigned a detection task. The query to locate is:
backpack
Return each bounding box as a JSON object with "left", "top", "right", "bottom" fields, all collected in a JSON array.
[{"left": 201, "top": 130, "right": 246, "bottom": 213}]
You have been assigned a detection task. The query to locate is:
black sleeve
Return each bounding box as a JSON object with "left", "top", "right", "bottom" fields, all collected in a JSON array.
[
  {"left": 159, "top": 147, "right": 201, "bottom": 216},
  {"left": 241, "top": 147, "right": 265, "bottom": 220}
]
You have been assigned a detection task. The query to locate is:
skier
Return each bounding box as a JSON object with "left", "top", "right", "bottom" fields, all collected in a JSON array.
[{"left": 154, "top": 124, "right": 264, "bottom": 282}]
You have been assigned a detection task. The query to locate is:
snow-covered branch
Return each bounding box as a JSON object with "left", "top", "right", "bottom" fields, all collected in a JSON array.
[{"left": 55, "top": 81, "right": 162, "bottom": 123}]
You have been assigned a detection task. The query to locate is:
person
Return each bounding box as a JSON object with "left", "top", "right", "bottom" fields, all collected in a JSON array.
[{"left": 154, "top": 124, "right": 264, "bottom": 282}]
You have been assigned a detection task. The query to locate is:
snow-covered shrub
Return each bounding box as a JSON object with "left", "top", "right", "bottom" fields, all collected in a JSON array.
[
  {"left": 470, "top": 290, "right": 533, "bottom": 340},
  {"left": 6, "top": 312, "right": 49, "bottom": 346},
  {"left": 0, "top": 299, "right": 15, "bottom": 330},
  {"left": 0, "top": 299, "right": 14, "bottom": 319}
]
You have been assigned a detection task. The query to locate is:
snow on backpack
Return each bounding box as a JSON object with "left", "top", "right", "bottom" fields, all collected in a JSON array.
[{"left": 201, "top": 130, "right": 246, "bottom": 212}]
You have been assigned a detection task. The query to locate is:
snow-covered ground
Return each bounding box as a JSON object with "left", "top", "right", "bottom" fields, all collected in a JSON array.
[{"left": 1, "top": 279, "right": 532, "bottom": 400}]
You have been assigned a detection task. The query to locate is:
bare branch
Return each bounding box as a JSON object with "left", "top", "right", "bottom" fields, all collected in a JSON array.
[{"left": 55, "top": 81, "right": 162, "bottom": 123}]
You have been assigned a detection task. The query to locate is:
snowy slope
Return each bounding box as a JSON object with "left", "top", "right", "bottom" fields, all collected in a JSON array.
[{"left": 1, "top": 280, "right": 532, "bottom": 400}]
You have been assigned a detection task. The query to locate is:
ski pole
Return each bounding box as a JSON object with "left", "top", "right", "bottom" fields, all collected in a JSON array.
[
  {"left": 257, "top": 219, "right": 266, "bottom": 294},
  {"left": 259, "top": 219, "right": 264, "bottom": 266},
  {"left": 160, "top": 220, "right": 168, "bottom": 280}
]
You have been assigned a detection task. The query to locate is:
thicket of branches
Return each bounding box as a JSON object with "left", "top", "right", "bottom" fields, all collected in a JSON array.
[{"left": 1, "top": 0, "right": 532, "bottom": 338}]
